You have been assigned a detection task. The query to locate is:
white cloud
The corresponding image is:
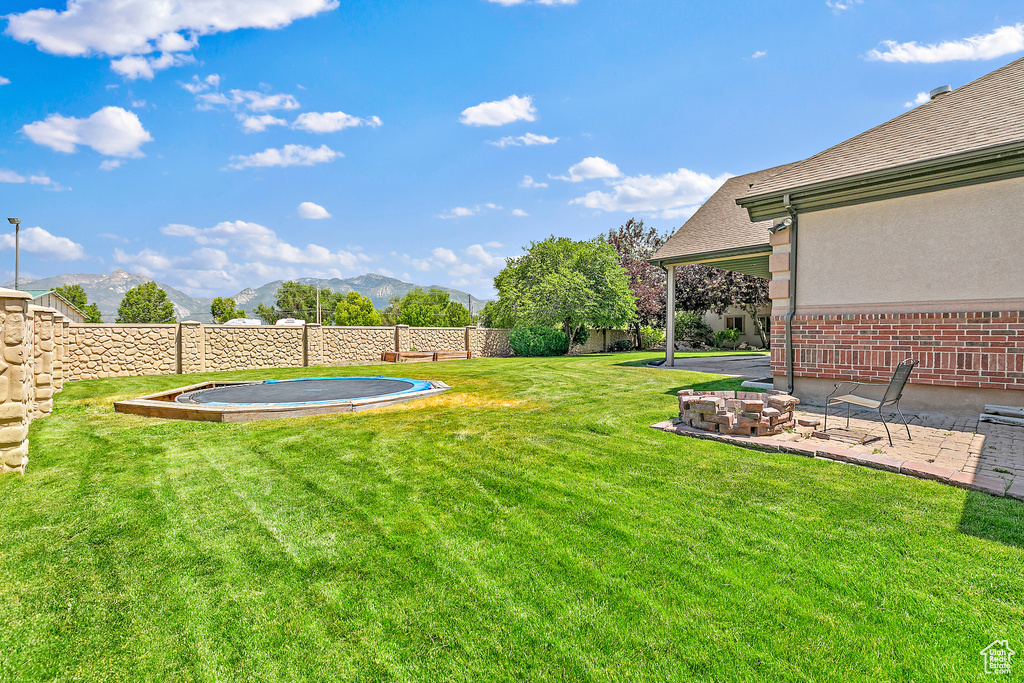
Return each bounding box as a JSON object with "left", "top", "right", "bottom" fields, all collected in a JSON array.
[
  {"left": 0, "top": 77, "right": 9, "bottom": 85},
  {"left": 826, "top": 0, "right": 862, "bottom": 11},
  {"left": 22, "top": 106, "right": 153, "bottom": 157},
  {"left": 552, "top": 156, "right": 622, "bottom": 182},
  {"left": 751, "top": 50, "right": 766, "bottom": 59},
  {"left": 198, "top": 89, "right": 300, "bottom": 111},
  {"left": 0, "top": 169, "right": 63, "bottom": 190},
  {"left": 904, "top": 92, "right": 930, "bottom": 108},
  {"left": 228, "top": 144, "right": 342, "bottom": 169},
  {"left": 460, "top": 94, "right": 537, "bottom": 126},
  {"left": 570, "top": 167, "right": 732, "bottom": 219},
  {"left": 111, "top": 51, "right": 194, "bottom": 80},
  {"left": 6, "top": 0, "right": 339, "bottom": 79},
  {"left": 182, "top": 73, "right": 220, "bottom": 94},
  {"left": 437, "top": 203, "right": 502, "bottom": 219},
  {"left": 237, "top": 114, "right": 288, "bottom": 133},
  {"left": 520, "top": 175, "right": 548, "bottom": 188},
  {"left": 159, "top": 219, "right": 360, "bottom": 270},
  {"left": 297, "top": 201, "right": 331, "bottom": 219},
  {"left": 867, "top": 24, "right": 1024, "bottom": 63},
  {"left": 438, "top": 206, "right": 477, "bottom": 219},
  {"left": 292, "top": 111, "right": 382, "bottom": 132},
  {"left": 511, "top": 209, "right": 529, "bottom": 217},
  {"left": 98, "top": 159, "right": 122, "bottom": 170},
  {"left": 0, "top": 226, "right": 86, "bottom": 260},
  {"left": 488, "top": 132, "right": 558, "bottom": 147}
]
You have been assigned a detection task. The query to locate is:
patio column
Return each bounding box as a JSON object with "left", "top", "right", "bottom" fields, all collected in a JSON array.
[{"left": 665, "top": 264, "right": 675, "bottom": 367}]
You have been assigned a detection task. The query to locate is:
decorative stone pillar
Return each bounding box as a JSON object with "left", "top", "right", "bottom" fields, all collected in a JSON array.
[
  {"left": 29, "top": 306, "right": 55, "bottom": 420},
  {"left": 304, "top": 323, "right": 322, "bottom": 367},
  {"left": 179, "top": 321, "right": 205, "bottom": 374},
  {"left": 52, "top": 312, "right": 65, "bottom": 393},
  {"left": 395, "top": 324, "right": 410, "bottom": 352},
  {"left": 0, "top": 289, "right": 33, "bottom": 474}
]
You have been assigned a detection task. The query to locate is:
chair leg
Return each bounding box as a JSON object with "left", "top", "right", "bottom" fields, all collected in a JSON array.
[
  {"left": 846, "top": 402, "right": 851, "bottom": 429},
  {"left": 878, "top": 407, "right": 893, "bottom": 447},
  {"left": 824, "top": 401, "right": 829, "bottom": 434},
  {"left": 896, "top": 402, "right": 912, "bottom": 441}
]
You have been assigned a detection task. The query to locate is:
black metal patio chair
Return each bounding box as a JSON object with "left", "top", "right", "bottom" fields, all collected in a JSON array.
[{"left": 824, "top": 358, "right": 919, "bottom": 447}]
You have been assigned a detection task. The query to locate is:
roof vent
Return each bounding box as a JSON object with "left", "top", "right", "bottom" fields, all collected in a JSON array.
[{"left": 929, "top": 85, "right": 952, "bottom": 100}]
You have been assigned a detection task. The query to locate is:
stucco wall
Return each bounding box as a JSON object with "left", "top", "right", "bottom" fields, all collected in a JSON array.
[
  {"left": 65, "top": 324, "right": 178, "bottom": 381},
  {"left": 204, "top": 325, "right": 304, "bottom": 371},
  {"left": 704, "top": 305, "right": 770, "bottom": 347},
  {"left": 322, "top": 326, "right": 396, "bottom": 364},
  {"left": 796, "top": 176, "right": 1024, "bottom": 311}
]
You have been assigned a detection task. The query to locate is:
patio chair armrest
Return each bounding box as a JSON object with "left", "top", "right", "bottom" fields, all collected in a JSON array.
[{"left": 827, "top": 381, "right": 862, "bottom": 401}]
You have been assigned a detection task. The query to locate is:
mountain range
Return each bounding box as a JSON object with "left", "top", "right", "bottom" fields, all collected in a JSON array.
[{"left": 8, "top": 270, "right": 489, "bottom": 323}]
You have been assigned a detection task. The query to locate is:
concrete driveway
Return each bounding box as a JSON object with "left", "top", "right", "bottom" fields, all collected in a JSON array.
[{"left": 652, "top": 355, "right": 770, "bottom": 379}]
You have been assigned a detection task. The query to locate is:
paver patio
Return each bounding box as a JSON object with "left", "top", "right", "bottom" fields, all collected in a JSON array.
[{"left": 655, "top": 403, "right": 1024, "bottom": 501}]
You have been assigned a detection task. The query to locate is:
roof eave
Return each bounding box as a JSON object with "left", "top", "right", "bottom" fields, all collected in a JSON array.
[
  {"left": 736, "top": 139, "right": 1024, "bottom": 222},
  {"left": 648, "top": 243, "right": 771, "bottom": 269}
]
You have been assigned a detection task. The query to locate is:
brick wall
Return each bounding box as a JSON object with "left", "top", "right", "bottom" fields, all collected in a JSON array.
[{"left": 772, "top": 311, "right": 1024, "bottom": 391}]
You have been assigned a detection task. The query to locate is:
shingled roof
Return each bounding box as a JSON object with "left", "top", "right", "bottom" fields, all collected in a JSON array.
[
  {"left": 745, "top": 56, "right": 1024, "bottom": 201},
  {"left": 651, "top": 163, "right": 796, "bottom": 269}
]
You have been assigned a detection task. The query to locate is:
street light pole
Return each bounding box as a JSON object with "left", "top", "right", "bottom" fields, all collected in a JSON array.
[{"left": 6, "top": 219, "right": 19, "bottom": 291}]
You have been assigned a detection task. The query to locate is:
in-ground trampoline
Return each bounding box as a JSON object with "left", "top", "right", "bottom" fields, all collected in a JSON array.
[{"left": 114, "top": 376, "right": 450, "bottom": 422}]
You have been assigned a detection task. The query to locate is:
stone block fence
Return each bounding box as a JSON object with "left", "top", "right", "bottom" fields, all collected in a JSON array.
[{"left": 0, "top": 308, "right": 632, "bottom": 474}]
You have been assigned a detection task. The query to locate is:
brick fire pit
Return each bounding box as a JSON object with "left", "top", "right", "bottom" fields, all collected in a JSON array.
[{"left": 678, "top": 389, "right": 800, "bottom": 437}]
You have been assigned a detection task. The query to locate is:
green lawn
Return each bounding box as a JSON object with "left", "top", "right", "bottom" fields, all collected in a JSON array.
[{"left": 1, "top": 352, "right": 1021, "bottom": 682}]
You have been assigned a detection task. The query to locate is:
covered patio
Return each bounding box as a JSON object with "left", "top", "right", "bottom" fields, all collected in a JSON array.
[{"left": 649, "top": 165, "right": 790, "bottom": 367}]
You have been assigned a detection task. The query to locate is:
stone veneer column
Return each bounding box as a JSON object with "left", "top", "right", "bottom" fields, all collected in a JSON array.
[
  {"left": 29, "top": 306, "right": 55, "bottom": 420},
  {"left": 179, "top": 322, "right": 205, "bottom": 374},
  {"left": 395, "top": 324, "right": 409, "bottom": 352},
  {"left": 51, "top": 312, "right": 65, "bottom": 392},
  {"left": 0, "top": 289, "right": 33, "bottom": 474},
  {"left": 304, "top": 324, "right": 322, "bottom": 367}
]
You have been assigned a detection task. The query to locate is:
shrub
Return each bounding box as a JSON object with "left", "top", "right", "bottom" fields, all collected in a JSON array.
[
  {"left": 639, "top": 326, "right": 664, "bottom": 350},
  {"left": 610, "top": 339, "right": 635, "bottom": 352},
  {"left": 715, "top": 328, "right": 741, "bottom": 347},
  {"left": 674, "top": 311, "right": 714, "bottom": 346},
  {"left": 509, "top": 327, "right": 570, "bottom": 357},
  {"left": 571, "top": 326, "right": 591, "bottom": 347}
]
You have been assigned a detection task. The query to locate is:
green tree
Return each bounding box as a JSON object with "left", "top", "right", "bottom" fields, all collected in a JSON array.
[
  {"left": 53, "top": 284, "right": 104, "bottom": 323},
  {"left": 477, "top": 300, "right": 513, "bottom": 328},
  {"left": 491, "top": 236, "right": 635, "bottom": 348},
  {"left": 210, "top": 297, "right": 245, "bottom": 323},
  {"left": 259, "top": 281, "right": 344, "bottom": 324},
  {"left": 116, "top": 282, "right": 176, "bottom": 323},
  {"left": 334, "top": 292, "right": 382, "bottom": 326},
  {"left": 385, "top": 288, "right": 471, "bottom": 327}
]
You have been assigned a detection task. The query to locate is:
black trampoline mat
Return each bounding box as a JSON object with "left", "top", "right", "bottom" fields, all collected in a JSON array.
[{"left": 177, "top": 378, "right": 418, "bottom": 405}]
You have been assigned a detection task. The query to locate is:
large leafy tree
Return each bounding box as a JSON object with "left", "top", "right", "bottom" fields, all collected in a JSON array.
[
  {"left": 116, "top": 282, "right": 176, "bottom": 323},
  {"left": 53, "top": 283, "right": 103, "bottom": 323},
  {"left": 210, "top": 297, "right": 245, "bottom": 323},
  {"left": 334, "top": 292, "right": 382, "bottom": 326},
  {"left": 605, "top": 218, "right": 670, "bottom": 348},
  {"left": 256, "top": 281, "right": 345, "bottom": 324},
  {"left": 673, "top": 265, "right": 770, "bottom": 347},
  {"left": 491, "top": 236, "right": 635, "bottom": 348},
  {"left": 384, "top": 288, "right": 471, "bottom": 327}
]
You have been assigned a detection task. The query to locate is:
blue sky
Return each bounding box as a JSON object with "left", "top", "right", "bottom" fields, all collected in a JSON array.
[{"left": 1, "top": 0, "right": 1023, "bottom": 298}]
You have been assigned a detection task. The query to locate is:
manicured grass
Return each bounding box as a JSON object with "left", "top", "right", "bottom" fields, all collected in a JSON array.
[{"left": 1, "top": 352, "right": 1021, "bottom": 682}]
